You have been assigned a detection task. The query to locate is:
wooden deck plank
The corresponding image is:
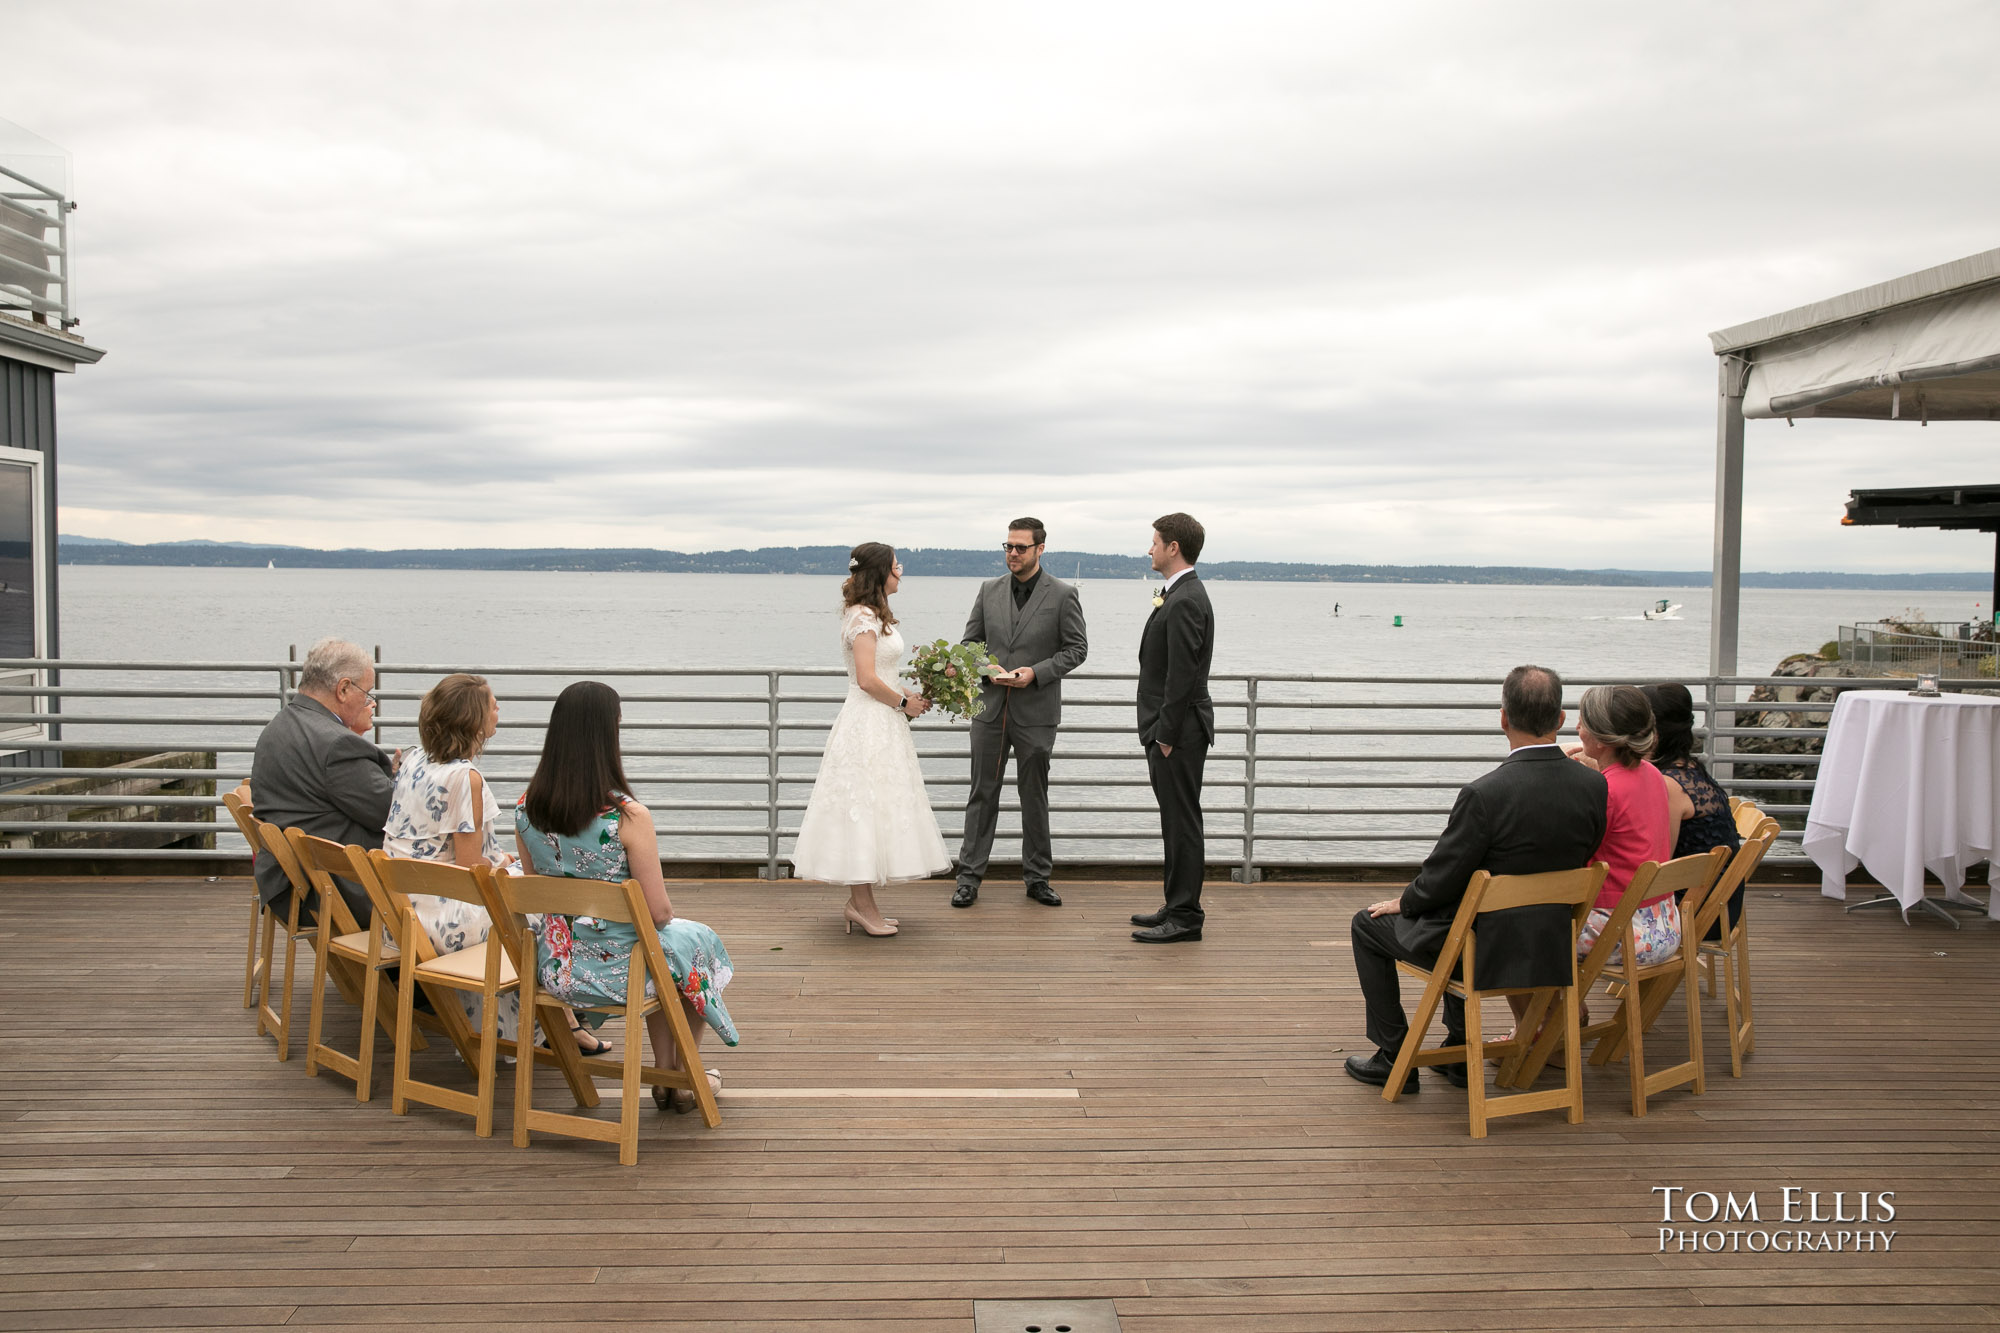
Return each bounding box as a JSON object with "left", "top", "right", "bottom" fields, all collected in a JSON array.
[{"left": 1, "top": 876, "right": 1996, "bottom": 1331}]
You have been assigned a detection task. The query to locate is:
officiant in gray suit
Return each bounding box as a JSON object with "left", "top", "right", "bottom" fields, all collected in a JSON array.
[{"left": 953, "top": 518, "right": 1089, "bottom": 908}]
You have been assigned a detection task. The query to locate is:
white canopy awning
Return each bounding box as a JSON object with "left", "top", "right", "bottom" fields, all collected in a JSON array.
[
  {"left": 1702, "top": 246, "right": 2000, "bottom": 678},
  {"left": 1712, "top": 247, "right": 2000, "bottom": 421}
]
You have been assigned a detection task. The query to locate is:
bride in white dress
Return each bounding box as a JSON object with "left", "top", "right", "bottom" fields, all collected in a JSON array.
[{"left": 791, "top": 543, "right": 951, "bottom": 935}]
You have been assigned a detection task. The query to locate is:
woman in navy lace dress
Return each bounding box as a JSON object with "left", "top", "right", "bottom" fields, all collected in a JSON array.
[{"left": 1643, "top": 682, "right": 1743, "bottom": 934}]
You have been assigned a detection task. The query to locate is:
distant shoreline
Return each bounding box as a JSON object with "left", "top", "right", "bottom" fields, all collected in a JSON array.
[{"left": 58, "top": 538, "right": 1988, "bottom": 591}]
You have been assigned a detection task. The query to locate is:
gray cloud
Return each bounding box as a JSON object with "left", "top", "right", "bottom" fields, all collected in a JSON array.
[{"left": 14, "top": 0, "right": 2000, "bottom": 569}]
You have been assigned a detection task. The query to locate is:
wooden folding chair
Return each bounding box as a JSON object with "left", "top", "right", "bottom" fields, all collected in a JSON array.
[
  {"left": 253, "top": 820, "right": 393, "bottom": 1064},
  {"left": 1695, "top": 815, "right": 1778, "bottom": 1076},
  {"left": 285, "top": 830, "right": 412, "bottom": 1101},
  {"left": 244, "top": 815, "right": 316, "bottom": 1060},
  {"left": 1383, "top": 863, "right": 1606, "bottom": 1139},
  {"left": 221, "top": 785, "right": 266, "bottom": 1011},
  {"left": 492, "top": 873, "right": 721, "bottom": 1165},
  {"left": 367, "top": 852, "right": 597, "bottom": 1137},
  {"left": 1572, "top": 848, "right": 1732, "bottom": 1116},
  {"left": 1502, "top": 858, "right": 1656, "bottom": 1094}
]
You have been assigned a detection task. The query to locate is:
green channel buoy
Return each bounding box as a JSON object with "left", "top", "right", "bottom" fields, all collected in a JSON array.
[{"left": 1393, "top": 615, "right": 1403, "bottom": 627}]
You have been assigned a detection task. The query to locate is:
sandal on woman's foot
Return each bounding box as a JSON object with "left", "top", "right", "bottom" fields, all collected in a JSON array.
[
  {"left": 669, "top": 1068, "right": 724, "bottom": 1115},
  {"left": 540, "top": 1027, "right": 613, "bottom": 1057}
]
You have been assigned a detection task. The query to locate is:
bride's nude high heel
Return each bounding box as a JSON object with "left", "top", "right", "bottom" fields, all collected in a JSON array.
[{"left": 844, "top": 906, "right": 898, "bottom": 937}]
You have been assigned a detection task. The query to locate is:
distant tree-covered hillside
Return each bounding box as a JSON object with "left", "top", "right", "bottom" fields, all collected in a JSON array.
[{"left": 55, "top": 539, "right": 1987, "bottom": 589}]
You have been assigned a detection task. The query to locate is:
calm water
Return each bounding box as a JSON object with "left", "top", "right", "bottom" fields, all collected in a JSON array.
[
  {"left": 57, "top": 565, "right": 1984, "bottom": 677},
  {"left": 59, "top": 566, "right": 1977, "bottom": 865}
]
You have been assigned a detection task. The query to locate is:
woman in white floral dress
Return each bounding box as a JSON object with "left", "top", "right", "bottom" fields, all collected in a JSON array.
[
  {"left": 382, "top": 674, "right": 601, "bottom": 1052},
  {"left": 791, "top": 543, "right": 951, "bottom": 935}
]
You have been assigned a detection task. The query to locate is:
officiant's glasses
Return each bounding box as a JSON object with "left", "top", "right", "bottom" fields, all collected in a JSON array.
[{"left": 1001, "top": 542, "right": 1041, "bottom": 554}]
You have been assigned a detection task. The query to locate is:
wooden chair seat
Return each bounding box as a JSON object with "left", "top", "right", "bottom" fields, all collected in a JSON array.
[
  {"left": 330, "top": 930, "right": 399, "bottom": 967},
  {"left": 1383, "top": 863, "right": 1606, "bottom": 1139},
  {"left": 414, "top": 940, "right": 518, "bottom": 988}
]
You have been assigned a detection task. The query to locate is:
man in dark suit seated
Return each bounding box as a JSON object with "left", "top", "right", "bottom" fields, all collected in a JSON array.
[
  {"left": 1344, "top": 664, "right": 1607, "bottom": 1095},
  {"left": 249, "top": 638, "right": 396, "bottom": 926}
]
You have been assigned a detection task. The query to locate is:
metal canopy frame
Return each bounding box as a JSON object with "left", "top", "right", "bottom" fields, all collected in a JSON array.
[{"left": 1843, "top": 483, "right": 2000, "bottom": 614}]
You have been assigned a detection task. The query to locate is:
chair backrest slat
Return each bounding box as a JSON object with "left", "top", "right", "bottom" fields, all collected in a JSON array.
[
  {"left": 252, "top": 817, "right": 318, "bottom": 917},
  {"left": 1732, "top": 800, "right": 1768, "bottom": 840},
  {"left": 1652, "top": 846, "right": 1733, "bottom": 926},
  {"left": 283, "top": 829, "right": 367, "bottom": 935},
  {"left": 1474, "top": 864, "right": 1608, "bottom": 914},
  {"left": 497, "top": 873, "right": 642, "bottom": 924},
  {"left": 221, "top": 787, "right": 259, "bottom": 846},
  {"left": 368, "top": 851, "right": 494, "bottom": 912}
]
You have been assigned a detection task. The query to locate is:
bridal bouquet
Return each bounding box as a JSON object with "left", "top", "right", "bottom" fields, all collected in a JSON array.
[{"left": 902, "top": 639, "right": 999, "bottom": 721}]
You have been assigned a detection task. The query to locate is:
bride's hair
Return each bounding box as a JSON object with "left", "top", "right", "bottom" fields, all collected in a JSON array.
[{"left": 841, "top": 542, "right": 899, "bottom": 629}]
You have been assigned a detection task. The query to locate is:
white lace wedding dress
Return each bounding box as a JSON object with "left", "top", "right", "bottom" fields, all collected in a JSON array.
[{"left": 791, "top": 605, "right": 951, "bottom": 886}]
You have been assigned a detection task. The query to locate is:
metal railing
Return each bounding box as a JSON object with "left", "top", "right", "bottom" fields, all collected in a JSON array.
[
  {"left": 0, "top": 163, "right": 73, "bottom": 329},
  {"left": 1839, "top": 621, "right": 1996, "bottom": 678},
  {"left": 0, "top": 656, "right": 1953, "bottom": 877}
]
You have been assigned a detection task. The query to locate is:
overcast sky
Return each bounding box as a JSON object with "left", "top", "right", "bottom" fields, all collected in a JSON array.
[{"left": 10, "top": 1, "right": 1999, "bottom": 571}]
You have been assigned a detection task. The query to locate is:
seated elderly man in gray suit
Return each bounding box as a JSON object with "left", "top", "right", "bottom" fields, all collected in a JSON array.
[
  {"left": 249, "top": 638, "right": 395, "bottom": 925},
  {"left": 953, "top": 517, "right": 1089, "bottom": 908}
]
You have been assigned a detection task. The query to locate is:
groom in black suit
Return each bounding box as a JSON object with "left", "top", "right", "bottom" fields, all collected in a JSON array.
[
  {"left": 1343, "top": 664, "right": 1608, "bottom": 1094},
  {"left": 1131, "top": 512, "right": 1215, "bottom": 943}
]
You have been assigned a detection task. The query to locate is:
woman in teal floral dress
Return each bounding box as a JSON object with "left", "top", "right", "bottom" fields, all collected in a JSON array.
[{"left": 514, "top": 682, "right": 738, "bottom": 1111}]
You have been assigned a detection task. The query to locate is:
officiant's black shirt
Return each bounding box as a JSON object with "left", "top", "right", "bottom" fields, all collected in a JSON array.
[{"left": 1011, "top": 567, "right": 1042, "bottom": 608}]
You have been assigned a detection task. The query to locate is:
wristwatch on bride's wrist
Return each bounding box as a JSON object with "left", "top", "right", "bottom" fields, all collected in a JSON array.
[{"left": 896, "top": 693, "right": 910, "bottom": 714}]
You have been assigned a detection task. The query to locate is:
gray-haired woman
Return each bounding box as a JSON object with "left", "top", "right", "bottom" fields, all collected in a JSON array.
[{"left": 1566, "top": 685, "right": 1681, "bottom": 966}]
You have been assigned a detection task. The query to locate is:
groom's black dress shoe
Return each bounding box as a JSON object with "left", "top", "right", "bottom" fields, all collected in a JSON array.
[
  {"left": 950, "top": 881, "right": 979, "bottom": 908},
  {"left": 1025, "top": 881, "right": 1062, "bottom": 907},
  {"left": 1130, "top": 908, "right": 1169, "bottom": 928},
  {"left": 1433, "top": 1061, "right": 1469, "bottom": 1089},
  {"left": 1131, "top": 921, "right": 1201, "bottom": 943},
  {"left": 1344, "top": 1050, "right": 1418, "bottom": 1094}
]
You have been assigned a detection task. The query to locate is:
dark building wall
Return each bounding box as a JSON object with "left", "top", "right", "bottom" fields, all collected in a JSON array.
[{"left": 0, "top": 354, "right": 60, "bottom": 777}]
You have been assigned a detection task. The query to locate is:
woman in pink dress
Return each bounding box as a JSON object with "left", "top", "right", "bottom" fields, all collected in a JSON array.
[{"left": 1566, "top": 684, "right": 1680, "bottom": 965}]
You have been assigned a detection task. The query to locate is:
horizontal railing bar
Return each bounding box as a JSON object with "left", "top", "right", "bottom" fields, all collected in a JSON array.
[
  {"left": 0, "top": 821, "right": 222, "bottom": 834},
  {"left": 5, "top": 658, "right": 1962, "bottom": 686},
  {"left": 0, "top": 767, "right": 247, "bottom": 780},
  {"left": 0, "top": 221, "right": 61, "bottom": 255},
  {"left": 0, "top": 287, "right": 62, "bottom": 315},
  {"left": 0, "top": 250, "right": 62, "bottom": 282},
  {"left": 0, "top": 793, "right": 229, "bottom": 807}
]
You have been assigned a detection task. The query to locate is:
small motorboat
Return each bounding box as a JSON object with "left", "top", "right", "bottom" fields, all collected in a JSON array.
[{"left": 1642, "top": 599, "right": 1682, "bottom": 620}]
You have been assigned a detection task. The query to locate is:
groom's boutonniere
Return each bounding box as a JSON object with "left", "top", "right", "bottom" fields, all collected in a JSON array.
[{"left": 1150, "top": 586, "right": 1165, "bottom": 608}]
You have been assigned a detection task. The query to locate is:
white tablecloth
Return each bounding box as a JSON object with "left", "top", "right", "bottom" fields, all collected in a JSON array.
[{"left": 1803, "top": 691, "right": 2000, "bottom": 919}]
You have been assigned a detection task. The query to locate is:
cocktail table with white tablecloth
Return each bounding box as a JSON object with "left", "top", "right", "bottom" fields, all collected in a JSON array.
[{"left": 1802, "top": 690, "right": 2000, "bottom": 924}]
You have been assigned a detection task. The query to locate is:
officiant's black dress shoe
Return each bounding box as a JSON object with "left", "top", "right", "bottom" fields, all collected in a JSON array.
[
  {"left": 1130, "top": 907, "right": 1169, "bottom": 928},
  {"left": 951, "top": 881, "right": 979, "bottom": 908},
  {"left": 1344, "top": 1051, "right": 1418, "bottom": 1094},
  {"left": 1433, "top": 1060, "right": 1469, "bottom": 1088},
  {"left": 1131, "top": 920, "right": 1201, "bottom": 943},
  {"left": 1025, "top": 881, "right": 1062, "bottom": 906}
]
